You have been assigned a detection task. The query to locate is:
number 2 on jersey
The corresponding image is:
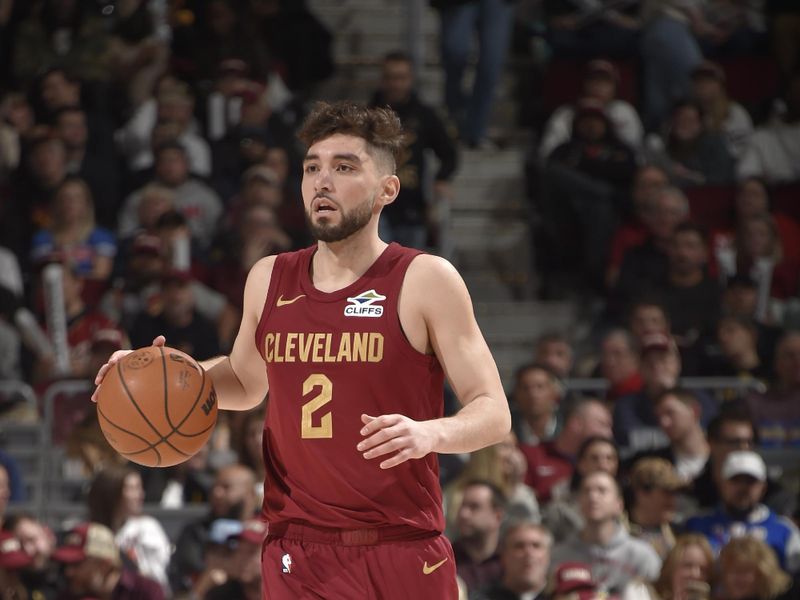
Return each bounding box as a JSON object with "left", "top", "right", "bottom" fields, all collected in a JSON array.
[{"left": 301, "top": 374, "right": 333, "bottom": 438}]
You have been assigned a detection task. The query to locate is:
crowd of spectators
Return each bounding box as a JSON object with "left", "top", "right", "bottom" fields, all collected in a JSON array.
[{"left": 0, "top": 0, "right": 799, "bottom": 600}]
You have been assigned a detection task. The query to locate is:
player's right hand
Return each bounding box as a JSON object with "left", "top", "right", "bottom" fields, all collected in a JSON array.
[{"left": 90, "top": 335, "right": 166, "bottom": 402}]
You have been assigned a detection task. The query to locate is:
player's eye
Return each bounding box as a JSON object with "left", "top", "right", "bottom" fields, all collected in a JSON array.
[
  {"left": 336, "top": 164, "right": 354, "bottom": 172},
  {"left": 304, "top": 164, "right": 318, "bottom": 174}
]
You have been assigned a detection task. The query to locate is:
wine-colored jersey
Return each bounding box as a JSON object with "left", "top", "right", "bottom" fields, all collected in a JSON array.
[{"left": 254, "top": 243, "right": 445, "bottom": 532}]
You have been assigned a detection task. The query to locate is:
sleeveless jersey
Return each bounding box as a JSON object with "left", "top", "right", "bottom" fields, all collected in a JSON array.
[{"left": 254, "top": 243, "right": 446, "bottom": 532}]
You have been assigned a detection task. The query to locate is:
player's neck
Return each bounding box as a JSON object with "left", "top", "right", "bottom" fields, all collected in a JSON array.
[{"left": 312, "top": 230, "right": 388, "bottom": 292}]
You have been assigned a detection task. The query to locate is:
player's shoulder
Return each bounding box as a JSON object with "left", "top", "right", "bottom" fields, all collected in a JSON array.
[{"left": 405, "top": 253, "right": 461, "bottom": 287}]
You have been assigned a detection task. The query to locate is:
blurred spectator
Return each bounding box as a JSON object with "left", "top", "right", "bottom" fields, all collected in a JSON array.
[
  {"left": 169, "top": 464, "right": 258, "bottom": 593},
  {"left": 3, "top": 512, "right": 59, "bottom": 599},
  {"left": 511, "top": 364, "right": 562, "bottom": 446},
  {"left": 445, "top": 433, "right": 540, "bottom": 536},
  {"left": 692, "top": 404, "right": 792, "bottom": 514},
  {"left": 12, "top": 0, "right": 112, "bottom": 85},
  {"left": 33, "top": 264, "right": 120, "bottom": 383},
  {"left": 544, "top": 0, "right": 641, "bottom": 59},
  {"left": 230, "top": 406, "right": 266, "bottom": 502},
  {"left": 370, "top": 51, "right": 458, "bottom": 249},
  {"left": 629, "top": 299, "right": 672, "bottom": 342},
  {"left": 551, "top": 471, "right": 661, "bottom": 594},
  {"left": 712, "top": 178, "right": 800, "bottom": 268},
  {"left": 770, "top": 1, "right": 800, "bottom": 78},
  {"left": 543, "top": 99, "right": 637, "bottom": 290},
  {"left": 0, "top": 92, "right": 35, "bottom": 180},
  {"left": 599, "top": 329, "right": 643, "bottom": 405},
  {"left": 247, "top": 0, "right": 335, "bottom": 96},
  {"left": 685, "top": 450, "right": 800, "bottom": 571},
  {"left": 432, "top": 0, "right": 514, "bottom": 147},
  {"left": 745, "top": 330, "right": 800, "bottom": 448},
  {"left": 521, "top": 398, "right": 613, "bottom": 504},
  {"left": 611, "top": 187, "right": 690, "bottom": 318},
  {"left": 540, "top": 60, "right": 644, "bottom": 159},
  {"left": 88, "top": 466, "right": 171, "bottom": 591},
  {"left": 650, "top": 534, "right": 714, "bottom": 600},
  {"left": 52, "top": 106, "right": 120, "bottom": 228},
  {"left": 0, "top": 464, "right": 8, "bottom": 526},
  {"left": 0, "top": 530, "right": 32, "bottom": 600},
  {"left": 613, "top": 333, "right": 717, "bottom": 455},
  {"left": 474, "top": 520, "right": 551, "bottom": 600},
  {"left": 139, "top": 444, "right": 215, "bottom": 508},
  {"left": 53, "top": 522, "right": 164, "bottom": 599},
  {"left": 0, "top": 451, "right": 24, "bottom": 504},
  {"left": 119, "top": 142, "right": 223, "bottom": 248},
  {"left": 209, "top": 203, "right": 291, "bottom": 314},
  {"left": 182, "top": 518, "right": 240, "bottom": 600},
  {"left": 534, "top": 332, "right": 575, "bottom": 380},
  {"left": 689, "top": 61, "right": 753, "bottom": 159},
  {"left": 452, "top": 480, "right": 506, "bottom": 592},
  {"left": 31, "top": 176, "right": 117, "bottom": 281},
  {"left": 606, "top": 165, "right": 670, "bottom": 289},
  {"left": 717, "top": 213, "right": 800, "bottom": 324},
  {"left": 543, "top": 436, "right": 619, "bottom": 543},
  {"left": 627, "top": 457, "right": 683, "bottom": 559},
  {"left": 129, "top": 269, "right": 221, "bottom": 361},
  {"left": 660, "top": 222, "right": 722, "bottom": 364},
  {"left": 204, "top": 519, "right": 266, "bottom": 600},
  {"left": 717, "top": 536, "right": 793, "bottom": 600},
  {"left": 107, "top": 0, "right": 170, "bottom": 110},
  {"left": 704, "top": 315, "right": 771, "bottom": 382},
  {"left": 645, "top": 100, "right": 736, "bottom": 187},
  {"left": 738, "top": 72, "right": 800, "bottom": 184}
]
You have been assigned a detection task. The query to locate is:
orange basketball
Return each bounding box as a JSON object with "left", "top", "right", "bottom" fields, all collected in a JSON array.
[{"left": 96, "top": 346, "right": 217, "bottom": 467}]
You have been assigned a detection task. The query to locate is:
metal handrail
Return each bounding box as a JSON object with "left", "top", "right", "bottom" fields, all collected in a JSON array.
[{"left": 563, "top": 377, "right": 767, "bottom": 394}]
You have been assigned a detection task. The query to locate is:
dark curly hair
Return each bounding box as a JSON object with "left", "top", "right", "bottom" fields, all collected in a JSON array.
[{"left": 297, "top": 101, "right": 405, "bottom": 174}]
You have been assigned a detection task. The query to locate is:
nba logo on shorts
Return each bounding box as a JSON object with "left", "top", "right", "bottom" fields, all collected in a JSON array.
[
  {"left": 281, "top": 553, "right": 292, "bottom": 574},
  {"left": 344, "top": 289, "right": 386, "bottom": 318}
]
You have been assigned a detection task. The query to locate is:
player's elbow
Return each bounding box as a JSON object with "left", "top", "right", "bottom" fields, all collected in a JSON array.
[{"left": 489, "top": 399, "right": 512, "bottom": 443}]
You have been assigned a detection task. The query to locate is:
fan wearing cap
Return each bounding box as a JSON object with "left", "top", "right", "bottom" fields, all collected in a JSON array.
[
  {"left": 613, "top": 332, "right": 718, "bottom": 455},
  {"left": 551, "top": 471, "right": 662, "bottom": 594},
  {"left": 550, "top": 562, "right": 601, "bottom": 600},
  {"left": 540, "top": 60, "right": 644, "bottom": 160},
  {"left": 0, "top": 530, "right": 32, "bottom": 600},
  {"left": 689, "top": 61, "right": 753, "bottom": 159},
  {"left": 684, "top": 450, "right": 800, "bottom": 572},
  {"left": 627, "top": 458, "right": 684, "bottom": 559},
  {"left": 52, "top": 522, "right": 164, "bottom": 599},
  {"left": 3, "top": 512, "right": 59, "bottom": 599},
  {"left": 205, "top": 519, "right": 267, "bottom": 600}
]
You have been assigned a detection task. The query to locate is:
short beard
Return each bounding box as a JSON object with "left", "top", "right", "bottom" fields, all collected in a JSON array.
[{"left": 306, "top": 197, "right": 374, "bottom": 243}]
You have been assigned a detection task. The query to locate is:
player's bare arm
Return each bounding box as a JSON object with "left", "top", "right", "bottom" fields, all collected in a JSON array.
[
  {"left": 91, "top": 258, "right": 273, "bottom": 410},
  {"left": 199, "top": 256, "right": 273, "bottom": 411},
  {"left": 358, "top": 254, "right": 511, "bottom": 468}
]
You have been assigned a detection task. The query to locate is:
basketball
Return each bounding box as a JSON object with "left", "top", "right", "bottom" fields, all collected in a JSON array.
[{"left": 96, "top": 346, "right": 218, "bottom": 467}]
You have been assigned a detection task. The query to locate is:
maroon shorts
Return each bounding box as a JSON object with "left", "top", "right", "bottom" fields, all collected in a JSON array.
[{"left": 261, "top": 522, "right": 458, "bottom": 600}]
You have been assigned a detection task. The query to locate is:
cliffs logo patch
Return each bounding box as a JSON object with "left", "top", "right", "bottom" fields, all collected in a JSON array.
[{"left": 345, "top": 289, "right": 386, "bottom": 318}]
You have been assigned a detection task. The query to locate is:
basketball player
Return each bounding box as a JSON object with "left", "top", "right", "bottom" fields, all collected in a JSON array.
[{"left": 94, "top": 102, "right": 511, "bottom": 599}]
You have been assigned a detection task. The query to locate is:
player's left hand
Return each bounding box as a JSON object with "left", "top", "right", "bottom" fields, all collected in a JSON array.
[{"left": 357, "top": 414, "right": 438, "bottom": 469}]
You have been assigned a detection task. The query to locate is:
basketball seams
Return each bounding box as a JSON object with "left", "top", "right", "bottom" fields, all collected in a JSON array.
[
  {"left": 171, "top": 362, "right": 214, "bottom": 436},
  {"left": 97, "top": 404, "right": 164, "bottom": 466}
]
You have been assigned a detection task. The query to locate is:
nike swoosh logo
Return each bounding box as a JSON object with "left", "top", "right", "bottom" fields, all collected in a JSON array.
[
  {"left": 422, "top": 557, "right": 448, "bottom": 575},
  {"left": 277, "top": 294, "right": 306, "bottom": 307}
]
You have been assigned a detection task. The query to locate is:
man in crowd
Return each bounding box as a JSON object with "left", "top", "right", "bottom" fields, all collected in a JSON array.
[
  {"left": 452, "top": 480, "right": 507, "bottom": 592},
  {"left": 2, "top": 512, "right": 58, "bottom": 598},
  {"left": 475, "top": 520, "right": 551, "bottom": 600},
  {"left": 551, "top": 471, "right": 662, "bottom": 593},
  {"left": 685, "top": 451, "right": 800, "bottom": 572},
  {"left": 205, "top": 519, "right": 267, "bottom": 600},
  {"left": 534, "top": 333, "right": 575, "bottom": 380},
  {"left": 522, "top": 398, "right": 613, "bottom": 503},
  {"left": 511, "top": 364, "right": 562, "bottom": 445},
  {"left": 598, "top": 329, "right": 642, "bottom": 404},
  {"left": 627, "top": 458, "right": 683, "bottom": 559}
]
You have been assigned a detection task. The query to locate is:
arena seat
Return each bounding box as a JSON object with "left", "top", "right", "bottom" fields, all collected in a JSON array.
[
  {"left": 771, "top": 183, "right": 800, "bottom": 223},
  {"left": 684, "top": 185, "right": 736, "bottom": 231}
]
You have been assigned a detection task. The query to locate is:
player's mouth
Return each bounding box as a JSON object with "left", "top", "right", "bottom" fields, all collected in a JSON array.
[{"left": 313, "top": 197, "right": 338, "bottom": 213}]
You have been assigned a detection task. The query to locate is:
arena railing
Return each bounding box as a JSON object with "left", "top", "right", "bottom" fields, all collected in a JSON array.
[{"left": 562, "top": 377, "right": 767, "bottom": 395}]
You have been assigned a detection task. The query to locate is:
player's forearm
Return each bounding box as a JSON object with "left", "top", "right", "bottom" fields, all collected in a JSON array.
[
  {"left": 200, "top": 355, "right": 264, "bottom": 411},
  {"left": 431, "top": 394, "right": 511, "bottom": 454}
]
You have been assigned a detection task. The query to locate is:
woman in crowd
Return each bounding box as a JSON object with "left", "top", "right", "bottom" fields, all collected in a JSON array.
[{"left": 717, "top": 537, "right": 792, "bottom": 600}]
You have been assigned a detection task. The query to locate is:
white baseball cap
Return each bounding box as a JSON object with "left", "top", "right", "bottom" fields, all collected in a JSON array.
[{"left": 722, "top": 450, "right": 766, "bottom": 482}]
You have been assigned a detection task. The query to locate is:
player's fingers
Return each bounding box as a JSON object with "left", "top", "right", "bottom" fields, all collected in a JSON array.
[
  {"left": 380, "top": 449, "right": 412, "bottom": 469},
  {"left": 152, "top": 335, "right": 166, "bottom": 347},
  {"left": 359, "top": 413, "right": 401, "bottom": 436},
  {"left": 360, "top": 414, "right": 376, "bottom": 426},
  {"left": 361, "top": 437, "right": 406, "bottom": 460},
  {"left": 94, "top": 362, "right": 112, "bottom": 385},
  {"left": 357, "top": 426, "right": 401, "bottom": 452}
]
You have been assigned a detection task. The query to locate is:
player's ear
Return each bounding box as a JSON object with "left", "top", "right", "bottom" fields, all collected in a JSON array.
[{"left": 379, "top": 174, "right": 400, "bottom": 206}]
